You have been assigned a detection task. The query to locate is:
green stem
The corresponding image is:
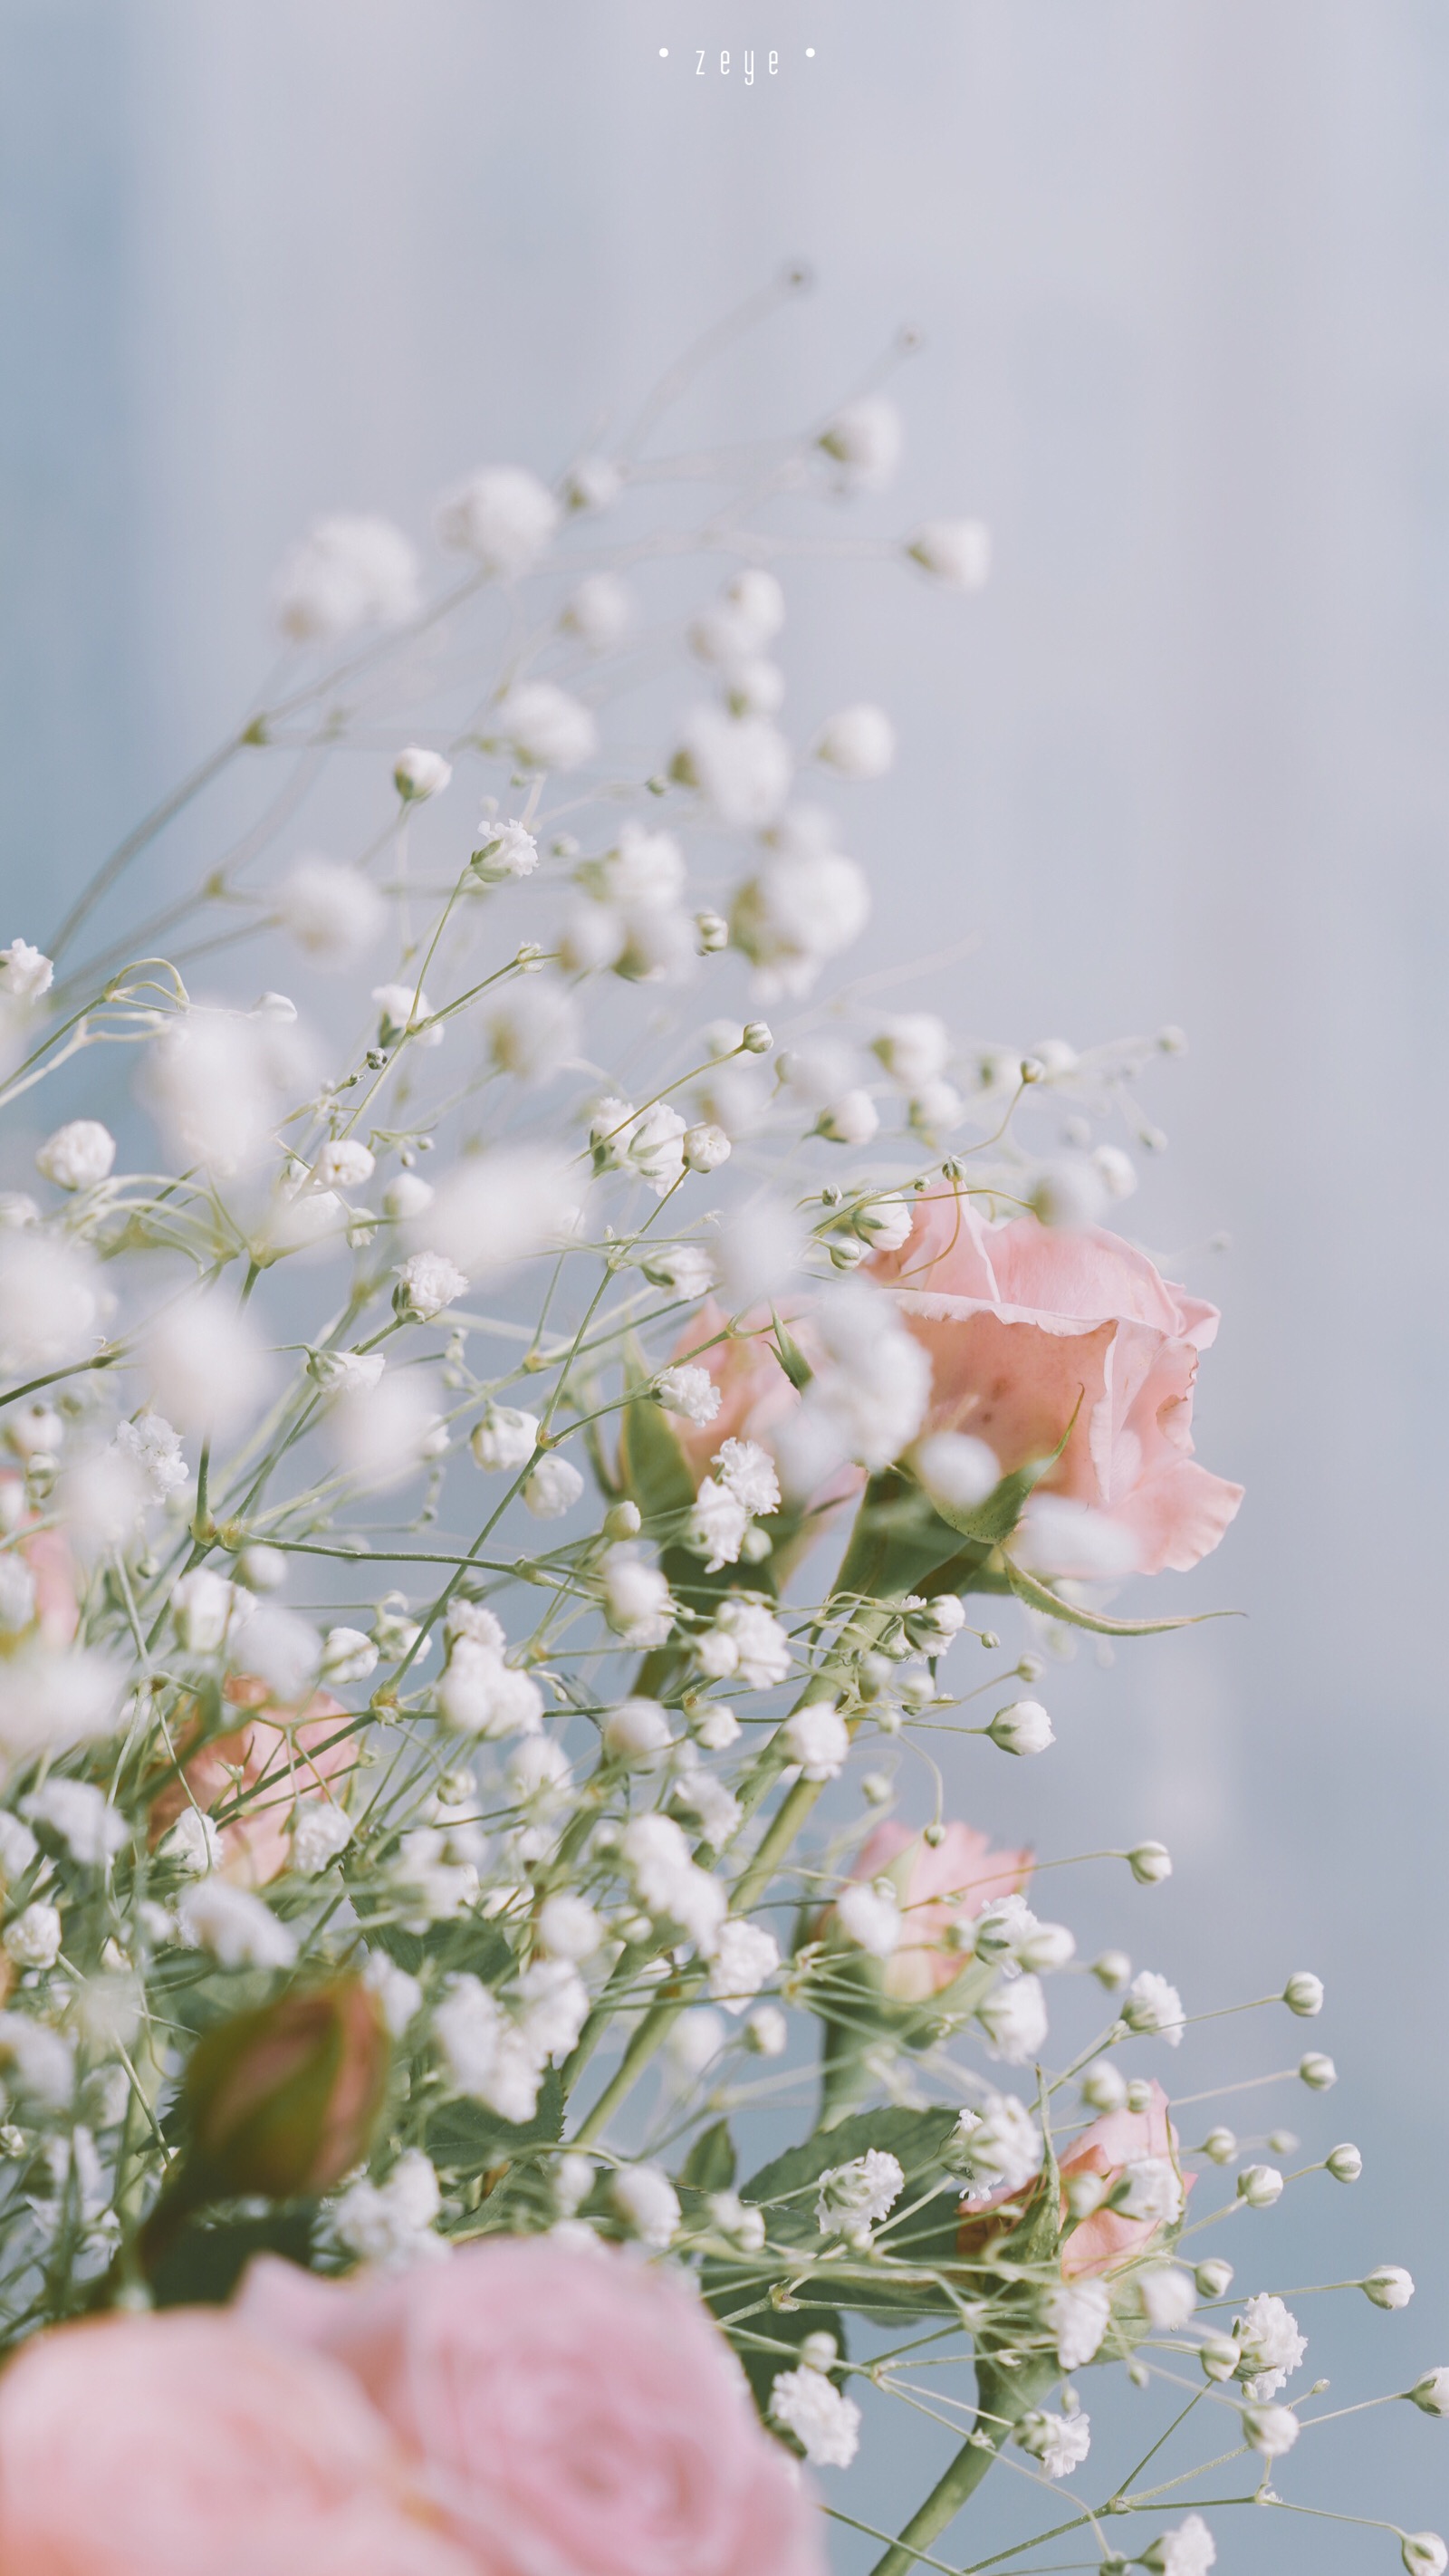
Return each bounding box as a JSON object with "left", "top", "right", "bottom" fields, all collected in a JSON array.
[{"left": 868, "top": 2358, "right": 1056, "bottom": 2576}]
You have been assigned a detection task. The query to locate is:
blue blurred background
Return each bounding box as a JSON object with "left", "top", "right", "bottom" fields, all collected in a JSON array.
[{"left": 1, "top": 2, "right": 1444, "bottom": 2562}]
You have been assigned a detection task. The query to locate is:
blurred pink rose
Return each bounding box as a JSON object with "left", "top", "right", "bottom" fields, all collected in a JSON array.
[
  {"left": 954, "top": 2078, "right": 1191, "bottom": 2281},
  {"left": 869, "top": 1195, "right": 1243, "bottom": 1574},
  {"left": 829, "top": 1821, "right": 1032, "bottom": 2001},
  {"left": 149, "top": 1677, "right": 356, "bottom": 1887},
  {"left": 664, "top": 1301, "right": 860, "bottom": 1518},
  {"left": 238, "top": 2237, "right": 824, "bottom": 2576},
  {"left": 0, "top": 2309, "right": 473, "bottom": 2576}
]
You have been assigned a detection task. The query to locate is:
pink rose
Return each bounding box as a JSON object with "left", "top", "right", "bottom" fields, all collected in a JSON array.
[
  {"left": 149, "top": 1677, "right": 356, "bottom": 1887},
  {"left": 830, "top": 1821, "right": 1032, "bottom": 2001},
  {"left": 238, "top": 2238, "right": 824, "bottom": 2576},
  {"left": 870, "top": 1195, "right": 1243, "bottom": 1574},
  {"left": 664, "top": 1301, "right": 861, "bottom": 1519},
  {"left": 1055, "top": 2080, "right": 1192, "bottom": 2280},
  {"left": 954, "top": 2079, "right": 1191, "bottom": 2282},
  {"left": 0, "top": 2308, "right": 473, "bottom": 2576}
]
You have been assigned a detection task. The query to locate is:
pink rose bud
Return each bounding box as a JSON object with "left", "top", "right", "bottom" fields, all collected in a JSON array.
[{"left": 142, "top": 1979, "right": 389, "bottom": 2273}]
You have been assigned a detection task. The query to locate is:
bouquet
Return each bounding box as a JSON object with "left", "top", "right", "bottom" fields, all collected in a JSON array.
[{"left": 0, "top": 280, "right": 1437, "bottom": 2576}]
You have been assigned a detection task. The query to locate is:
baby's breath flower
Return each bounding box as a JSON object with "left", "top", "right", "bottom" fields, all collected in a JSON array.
[
  {"left": 1243, "top": 2402, "right": 1300, "bottom": 2458},
  {"left": 1016, "top": 2408, "right": 1091, "bottom": 2479},
  {"left": 1043, "top": 2280, "right": 1112, "bottom": 2370},
  {"left": 609, "top": 2161, "right": 680, "bottom": 2250},
  {"left": 273, "top": 514, "right": 418, "bottom": 640},
  {"left": 35, "top": 1120, "right": 115, "bottom": 1193},
  {"left": 835, "top": 1880, "right": 902, "bottom": 1957},
  {"left": 331, "top": 2148, "right": 444, "bottom": 2268},
  {"left": 3, "top": 1901, "right": 62, "bottom": 1969},
  {"left": 523, "top": 1456, "right": 585, "bottom": 1519},
  {"left": 178, "top": 1880, "right": 297, "bottom": 1971},
  {"left": 655, "top": 1364, "right": 720, "bottom": 1427},
  {"left": 781, "top": 1701, "right": 849, "bottom": 1783},
  {"left": 817, "top": 2149, "right": 904, "bottom": 2235},
  {"left": 276, "top": 856, "right": 386, "bottom": 966},
  {"left": 0, "top": 937, "right": 53, "bottom": 1001},
  {"left": 1141, "top": 2515, "right": 1216, "bottom": 2575},
  {"left": 1124, "top": 1969, "right": 1185, "bottom": 2045},
  {"left": 708, "top": 1918, "right": 780, "bottom": 2012},
  {"left": 396, "top": 1250, "right": 467, "bottom": 1320},
  {"left": 770, "top": 2366, "right": 861, "bottom": 2467},
  {"left": 954, "top": 2091, "right": 1043, "bottom": 2201}
]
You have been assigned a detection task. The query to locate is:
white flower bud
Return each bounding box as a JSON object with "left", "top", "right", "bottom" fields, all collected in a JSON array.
[
  {"left": 393, "top": 746, "right": 452, "bottom": 801},
  {"left": 1080, "top": 2064, "right": 1128, "bottom": 2114},
  {"left": 683, "top": 1123, "right": 731, "bottom": 1173},
  {"left": 819, "top": 397, "right": 903, "bottom": 490},
  {"left": 1237, "top": 2164, "right": 1284, "bottom": 2208},
  {"left": 1326, "top": 2142, "right": 1363, "bottom": 2184},
  {"left": 437, "top": 465, "right": 559, "bottom": 573},
  {"left": 907, "top": 518, "right": 991, "bottom": 589},
  {"left": 1137, "top": 2266, "right": 1196, "bottom": 2331},
  {"left": 1195, "top": 2257, "right": 1234, "bottom": 2299},
  {"left": 35, "top": 1120, "right": 116, "bottom": 1193},
  {"left": 383, "top": 1172, "right": 435, "bottom": 1220},
  {"left": 816, "top": 1090, "right": 878, "bottom": 1148},
  {"left": 1200, "top": 2335, "right": 1240, "bottom": 2383},
  {"left": 1202, "top": 2127, "right": 1237, "bottom": 2165},
  {"left": 3, "top": 1900, "right": 62, "bottom": 1968},
  {"left": 781, "top": 1701, "right": 849, "bottom": 1782},
  {"left": 746, "top": 2004, "right": 788, "bottom": 2056},
  {"left": 523, "top": 1455, "right": 584, "bottom": 1519},
  {"left": 1064, "top": 2168, "right": 1108, "bottom": 2222},
  {"left": 741, "top": 1021, "right": 773, "bottom": 1053},
  {"left": 552, "top": 2150, "right": 594, "bottom": 2216},
  {"left": 610, "top": 2161, "right": 680, "bottom": 2249},
  {"left": 470, "top": 1407, "right": 540, "bottom": 1471},
  {"left": 1283, "top": 1971, "right": 1324, "bottom": 2016},
  {"left": 1128, "top": 1841, "right": 1173, "bottom": 1885},
  {"left": 1243, "top": 2403, "right": 1300, "bottom": 2458},
  {"left": 1363, "top": 2266, "right": 1415, "bottom": 2311},
  {"left": 236, "top": 1544, "right": 287, "bottom": 1592},
  {"left": 1299, "top": 2051, "right": 1337, "bottom": 2090},
  {"left": 1402, "top": 2537, "right": 1448, "bottom": 2576},
  {"left": 835, "top": 1879, "right": 902, "bottom": 1958},
  {"left": 1030, "top": 1162, "right": 1107, "bottom": 1233},
  {"left": 1092, "top": 1949, "right": 1132, "bottom": 1991},
  {"left": 815, "top": 704, "right": 897, "bottom": 779},
  {"left": 1408, "top": 2369, "right": 1449, "bottom": 2417},
  {"left": 1091, "top": 1142, "right": 1138, "bottom": 1201},
  {"left": 914, "top": 1430, "right": 1000, "bottom": 1517},
  {"left": 602, "top": 1698, "right": 673, "bottom": 1763},
  {"left": 988, "top": 1698, "right": 1055, "bottom": 1757},
  {"left": 1017, "top": 1920, "right": 1075, "bottom": 1975}
]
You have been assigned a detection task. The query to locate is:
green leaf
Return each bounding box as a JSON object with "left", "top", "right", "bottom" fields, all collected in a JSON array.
[
  {"left": 369, "top": 1918, "right": 513, "bottom": 1981},
  {"left": 833, "top": 1473, "right": 987, "bottom": 1605},
  {"left": 1003, "top": 1554, "right": 1238, "bottom": 1639},
  {"left": 149, "top": 2206, "right": 314, "bottom": 2308},
  {"left": 704, "top": 2262, "right": 848, "bottom": 2419},
  {"left": 742, "top": 2104, "right": 963, "bottom": 2243},
  {"left": 618, "top": 1369, "right": 696, "bottom": 1529},
  {"left": 767, "top": 1308, "right": 813, "bottom": 1392},
  {"left": 426, "top": 2066, "right": 564, "bottom": 2177},
  {"left": 681, "top": 2118, "right": 737, "bottom": 2193}
]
